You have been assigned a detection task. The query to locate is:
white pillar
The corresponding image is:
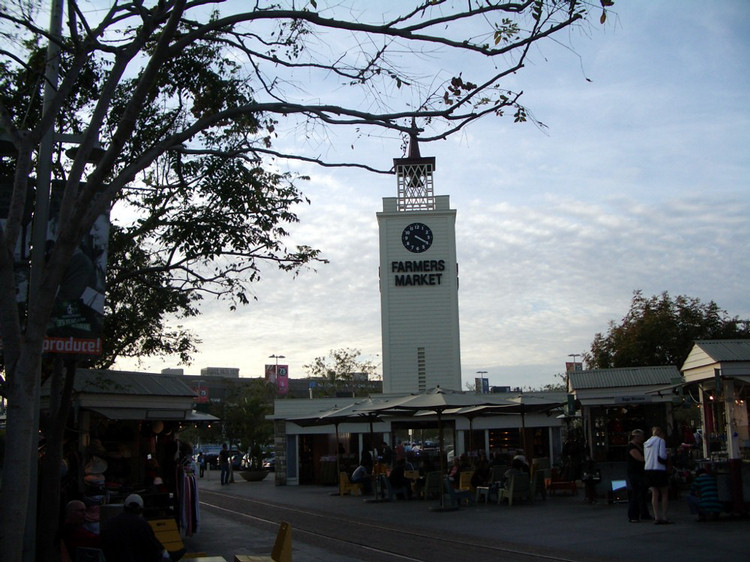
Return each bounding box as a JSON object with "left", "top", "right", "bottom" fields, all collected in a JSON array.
[{"left": 723, "top": 380, "right": 741, "bottom": 460}]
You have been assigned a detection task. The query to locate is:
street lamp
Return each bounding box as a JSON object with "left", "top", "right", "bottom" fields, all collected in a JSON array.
[
  {"left": 268, "top": 354, "right": 285, "bottom": 383},
  {"left": 476, "top": 370, "right": 488, "bottom": 394},
  {"left": 567, "top": 354, "right": 581, "bottom": 391}
]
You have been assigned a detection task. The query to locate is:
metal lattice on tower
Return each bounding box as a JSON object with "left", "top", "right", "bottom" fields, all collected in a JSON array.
[{"left": 394, "top": 130, "right": 436, "bottom": 211}]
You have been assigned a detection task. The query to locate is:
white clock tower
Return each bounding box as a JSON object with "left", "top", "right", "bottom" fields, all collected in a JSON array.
[{"left": 377, "top": 134, "right": 462, "bottom": 393}]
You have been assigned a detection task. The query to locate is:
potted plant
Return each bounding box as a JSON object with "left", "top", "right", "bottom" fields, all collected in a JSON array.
[{"left": 223, "top": 380, "right": 274, "bottom": 482}]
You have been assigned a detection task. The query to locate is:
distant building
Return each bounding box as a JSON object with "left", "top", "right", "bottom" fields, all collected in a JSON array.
[{"left": 200, "top": 367, "right": 240, "bottom": 378}]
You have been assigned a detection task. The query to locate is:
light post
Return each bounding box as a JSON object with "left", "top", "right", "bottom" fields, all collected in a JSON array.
[
  {"left": 476, "top": 370, "right": 488, "bottom": 394},
  {"left": 268, "top": 354, "right": 285, "bottom": 384},
  {"left": 566, "top": 353, "right": 581, "bottom": 395}
]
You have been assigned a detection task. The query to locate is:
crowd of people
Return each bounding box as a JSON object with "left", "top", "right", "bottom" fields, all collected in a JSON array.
[
  {"left": 343, "top": 441, "right": 534, "bottom": 502},
  {"left": 626, "top": 426, "right": 723, "bottom": 525}
]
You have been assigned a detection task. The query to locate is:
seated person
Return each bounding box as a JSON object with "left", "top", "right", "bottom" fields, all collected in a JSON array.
[
  {"left": 471, "top": 459, "right": 491, "bottom": 488},
  {"left": 503, "top": 458, "right": 526, "bottom": 489},
  {"left": 62, "top": 500, "right": 100, "bottom": 557},
  {"left": 101, "top": 494, "right": 168, "bottom": 562},
  {"left": 350, "top": 463, "right": 372, "bottom": 494},
  {"left": 688, "top": 468, "right": 723, "bottom": 521},
  {"left": 389, "top": 458, "right": 413, "bottom": 499},
  {"left": 447, "top": 458, "right": 461, "bottom": 489}
]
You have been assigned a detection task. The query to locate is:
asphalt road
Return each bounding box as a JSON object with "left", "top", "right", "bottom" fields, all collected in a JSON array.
[{"left": 184, "top": 473, "right": 747, "bottom": 562}]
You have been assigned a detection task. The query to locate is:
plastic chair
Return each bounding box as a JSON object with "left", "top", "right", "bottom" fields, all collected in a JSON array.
[
  {"left": 443, "top": 477, "right": 472, "bottom": 507},
  {"left": 497, "top": 473, "right": 531, "bottom": 506},
  {"left": 338, "top": 472, "right": 363, "bottom": 496},
  {"left": 234, "top": 520, "right": 292, "bottom": 562},
  {"left": 459, "top": 470, "right": 474, "bottom": 491}
]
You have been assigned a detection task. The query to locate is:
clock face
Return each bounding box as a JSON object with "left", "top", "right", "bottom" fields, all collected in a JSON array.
[{"left": 402, "top": 222, "right": 433, "bottom": 253}]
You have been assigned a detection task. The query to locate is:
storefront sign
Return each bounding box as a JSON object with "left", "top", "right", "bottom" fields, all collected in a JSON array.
[{"left": 614, "top": 395, "right": 651, "bottom": 404}]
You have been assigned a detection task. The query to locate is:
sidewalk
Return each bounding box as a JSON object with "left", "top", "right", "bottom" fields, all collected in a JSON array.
[{"left": 185, "top": 472, "right": 747, "bottom": 562}]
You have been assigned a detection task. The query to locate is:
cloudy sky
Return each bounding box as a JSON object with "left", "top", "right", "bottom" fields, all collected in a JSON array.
[{"left": 114, "top": 1, "right": 750, "bottom": 390}]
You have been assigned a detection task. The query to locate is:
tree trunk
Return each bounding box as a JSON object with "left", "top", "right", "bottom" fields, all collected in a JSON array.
[
  {"left": 36, "top": 359, "right": 75, "bottom": 562},
  {"left": 0, "top": 344, "right": 41, "bottom": 562}
]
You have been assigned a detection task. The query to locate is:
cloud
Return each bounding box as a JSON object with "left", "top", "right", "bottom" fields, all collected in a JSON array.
[{"left": 113, "top": 2, "right": 750, "bottom": 391}]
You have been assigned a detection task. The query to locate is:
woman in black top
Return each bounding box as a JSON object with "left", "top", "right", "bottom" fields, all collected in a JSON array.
[{"left": 626, "top": 429, "right": 651, "bottom": 522}]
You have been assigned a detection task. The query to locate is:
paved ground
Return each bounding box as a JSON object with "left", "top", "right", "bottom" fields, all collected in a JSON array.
[{"left": 184, "top": 470, "right": 747, "bottom": 562}]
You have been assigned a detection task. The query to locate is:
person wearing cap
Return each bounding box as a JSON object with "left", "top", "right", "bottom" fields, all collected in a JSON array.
[{"left": 100, "top": 494, "right": 168, "bottom": 561}]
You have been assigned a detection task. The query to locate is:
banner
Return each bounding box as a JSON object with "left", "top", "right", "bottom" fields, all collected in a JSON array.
[
  {"left": 565, "top": 361, "right": 583, "bottom": 373},
  {"left": 265, "top": 364, "right": 289, "bottom": 395},
  {"left": 0, "top": 181, "right": 110, "bottom": 356},
  {"left": 193, "top": 382, "right": 209, "bottom": 404}
]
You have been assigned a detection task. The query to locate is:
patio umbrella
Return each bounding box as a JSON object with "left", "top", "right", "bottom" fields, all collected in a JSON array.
[
  {"left": 448, "top": 394, "right": 563, "bottom": 457},
  {"left": 356, "top": 386, "right": 495, "bottom": 510},
  {"left": 288, "top": 398, "right": 392, "bottom": 493}
]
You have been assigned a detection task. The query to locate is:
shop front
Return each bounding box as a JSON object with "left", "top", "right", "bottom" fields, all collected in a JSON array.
[
  {"left": 41, "top": 369, "right": 214, "bottom": 539},
  {"left": 569, "top": 366, "right": 682, "bottom": 463},
  {"left": 682, "top": 340, "right": 750, "bottom": 511}
]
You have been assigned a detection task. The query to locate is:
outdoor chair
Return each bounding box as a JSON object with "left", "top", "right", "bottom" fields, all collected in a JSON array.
[
  {"left": 148, "top": 518, "right": 187, "bottom": 560},
  {"left": 497, "top": 473, "right": 532, "bottom": 506},
  {"left": 546, "top": 467, "right": 577, "bottom": 496},
  {"left": 423, "top": 471, "right": 442, "bottom": 500},
  {"left": 234, "top": 520, "right": 292, "bottom": 562},
  {"left": 533, "top": 468, "right": 551, "bottom": 500},
  {"left": 380, "top": 474, "right": 410, "bottom": 501},
  {"left": 489, "top": 464, "right": 507, "bottom": 484},
  {"left": 459, "top": 470, "right": 474, "bottom": 492},
  {"left": 443, "top": 477, "right": 472, "bottom": 507},
  {"left": 338, "top": 472, "right": 363, "bottom": 496}
]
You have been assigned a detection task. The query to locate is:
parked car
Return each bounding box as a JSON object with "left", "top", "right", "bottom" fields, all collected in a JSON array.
[
  {"left": 262, "top": 452, "right": 276, "bottom": 472},
  {"left": 201, "top": 446, "right": 241, "bottom": 469},
  {"left": 200, "top": 445, "right": 223, "bottom": 469}
]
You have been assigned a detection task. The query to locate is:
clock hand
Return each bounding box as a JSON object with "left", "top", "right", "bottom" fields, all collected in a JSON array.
[{"left": 414, "top": 235, "right": 429, "bottom": 244}]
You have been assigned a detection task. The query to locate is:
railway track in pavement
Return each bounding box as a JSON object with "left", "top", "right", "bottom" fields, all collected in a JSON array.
[{"left": 198, "top": 488, "right": 611, "bottom": 562}]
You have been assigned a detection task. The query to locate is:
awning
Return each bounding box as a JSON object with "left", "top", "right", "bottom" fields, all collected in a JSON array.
[
  {"left": 185, "top": 410, "right": 220, "bottom": 422},
  {"left": 89, "top": 407, "right": 187, "bottom": 420}
]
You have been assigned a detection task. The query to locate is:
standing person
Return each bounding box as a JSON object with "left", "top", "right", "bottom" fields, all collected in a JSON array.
[
  {"left": 197, "top": 452, "right": 205, "bottom": 478},
  {"left": 644, "top": 426, "right": 671, "bottom": 524},
  {"left": 100, "top": 494, "right": 168, "bottom": 562},
  {"left": 626, "top": 429, "right": 651, "bottom": 522},
  {"left": 219, "top": 444, "right": 230, "bottom": 486}
]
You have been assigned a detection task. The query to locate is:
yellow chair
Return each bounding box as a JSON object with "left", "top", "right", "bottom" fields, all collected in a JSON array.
[
  {"left": 234, "top": 521, "right": 292, "bottom": 562},
  {"left": 148, "top": 518, "right": 185, "bottom": 557},
  {"left": 338, "top": 471, "right": 363, "bottom": 496},
  {"left": 459, "top": 470, "right": 474, "bottom": 491},
  {"left": 498, "top": 473, "right": 532, "bottom": 506}
]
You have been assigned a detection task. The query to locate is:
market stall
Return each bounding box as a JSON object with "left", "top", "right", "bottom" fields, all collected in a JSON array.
[
  {"left": 41, "top": 369, "right": 215, "bottom": 540},
  {"left": 682, "top": 340, "right": 750, "bottom": 511}
]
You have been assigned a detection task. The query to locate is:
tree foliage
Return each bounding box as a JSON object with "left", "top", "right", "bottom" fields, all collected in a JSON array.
[
  {"left": 586, "top": 291, "right": 750, "bottom": 369},
  {"left": 221, "top": 379, "right": 275, "bottom": 468},
  {"left": 305, "top": 347, "right": 378, "bottom": 396},
  {"left": 0, "top": 1, "right": 614, "bottom": 559}
]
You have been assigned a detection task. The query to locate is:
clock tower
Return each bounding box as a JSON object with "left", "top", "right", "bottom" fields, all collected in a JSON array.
[{"left": 377, "top": 133, "right": 462, "bottom": 393}]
